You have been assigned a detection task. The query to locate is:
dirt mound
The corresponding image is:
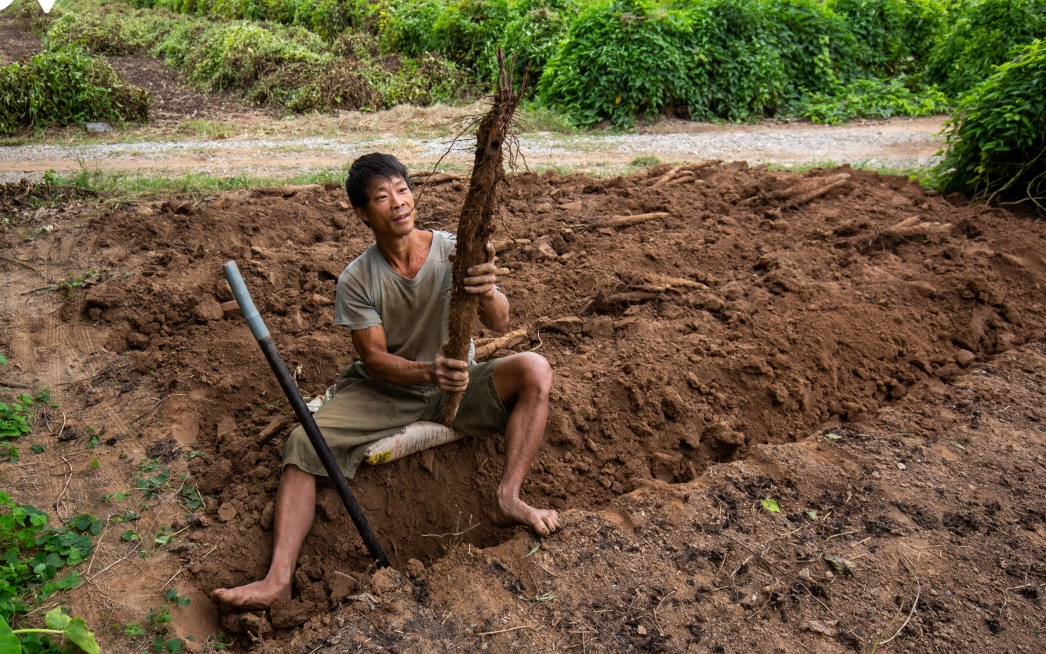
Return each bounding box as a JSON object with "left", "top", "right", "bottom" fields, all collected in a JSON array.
[{"left": 24, "top": 162, "right": 1046, "bottom": 644}]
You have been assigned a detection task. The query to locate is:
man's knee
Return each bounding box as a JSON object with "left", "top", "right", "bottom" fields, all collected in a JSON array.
[{"left": 516, "top": 352, "right": 552, "bottom": 398}]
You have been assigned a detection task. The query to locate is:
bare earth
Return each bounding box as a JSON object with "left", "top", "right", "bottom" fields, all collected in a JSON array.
[{"left": 1, "top": 163, "right": 1043, "bottom": 654}]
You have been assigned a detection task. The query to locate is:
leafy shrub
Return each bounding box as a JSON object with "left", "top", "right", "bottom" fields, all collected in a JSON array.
[
  {"left": 828, "top": 0, "right": 944, "bottom": 75},
  {"left": 43, "top": 10, "right": 146, "bottom": 55},
  {"left": 501, "top": 0, "right": 579, "bottom": 80},
  {"left": 0, "top": 46, "right": 150, "bottom": 135},
  {"left": 185, "top": 23, "right": 328, "bottom": 91},
  {"left": 792, "top": 76, "right": 949, "bottom": 123},
  {"left": 539, "top": 0, "right": 901, "bottom": 125},
  {"left": 44, "top": 0, "right": 473, "bottom": 112},
  {"left": 539, "top": 0, "right": 692, "bottom": 125},
  {"left": 935, "top": 39, "right": 1046, "bottom": 209},
  {"left": 927, "top": 0, "right": 1046, "bottom": 97},
  {"left": 379, "top": 0, "right": 450, "bottom": 54}
]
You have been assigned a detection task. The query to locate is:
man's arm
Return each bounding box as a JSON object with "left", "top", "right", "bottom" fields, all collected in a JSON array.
[
  {"left": 466, "top": 244, "right": 510, "bottom": 332},
  {"left": 351, "top": 325, "right": 468, "bottom": 391}
]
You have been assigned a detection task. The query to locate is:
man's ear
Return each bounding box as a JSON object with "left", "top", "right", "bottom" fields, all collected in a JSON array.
[{"left": 353, "top": 205, "right": 370, "bottom": 226}]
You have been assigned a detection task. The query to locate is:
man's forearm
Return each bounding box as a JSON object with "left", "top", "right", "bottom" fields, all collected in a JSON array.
[
  {"left": 361, "top": 351, "right": 434, "bottom": 386},
  {"left": 478, "top": 290, "right": 510, "bottom": 332}
]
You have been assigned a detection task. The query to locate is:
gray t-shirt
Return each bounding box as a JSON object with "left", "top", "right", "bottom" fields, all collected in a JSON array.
[{"left": 336, "top": 231, "right": 470, "bottom": 370}]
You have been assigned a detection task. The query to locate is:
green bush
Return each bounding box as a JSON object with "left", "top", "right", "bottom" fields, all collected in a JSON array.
[
  {"left": 792, "top": 76, "right": 949, "bottom": 123},
  {"left": 828, "top": 0, "right": 944, "bottom": 75},
  {"left": 44, "top": 0, "right": 472, "bottom": 112},
  {"left": 501, "top": 0, "right": 579, "bottom": 81},
  {"left": 538, "top": 0, "right": 924, "bottom": 125},
  {"left": 935, "top": 39, "right": 1046, "bottom": 209},
  {"left": 927, "top": 0, "right": 1046, "bottom": 97},
  {"left": 0, "top": 46, "right": 150, "bottom": 135},
  {"left": 538, "top": 0, "right": 692, "bottom": 125},
  {"left": 380, "top": 0, "right": 576, "bottom": 83},
  {"left": 43, "top": 10, "right": 143, "bottom": 54}
]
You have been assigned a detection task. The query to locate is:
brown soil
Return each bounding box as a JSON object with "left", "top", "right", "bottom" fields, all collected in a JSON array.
[
  {"left": 0, "top": 17, "right": 41, "bottom": 64},
  {"left": 1, "top": 163, "right": 1045, "bottom": 653},
  {"left": 104, "top": 55, "right": 262, "bottom": 122}
]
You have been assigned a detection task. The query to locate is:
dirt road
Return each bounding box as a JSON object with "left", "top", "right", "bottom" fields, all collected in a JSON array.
[{"left": 0, "top": 116, "right": 945, "bottom": 182}]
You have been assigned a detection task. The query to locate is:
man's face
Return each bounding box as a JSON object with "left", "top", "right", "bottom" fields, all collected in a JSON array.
[{"left": 354, "top": 175, "right": 415, "bottom": 238}]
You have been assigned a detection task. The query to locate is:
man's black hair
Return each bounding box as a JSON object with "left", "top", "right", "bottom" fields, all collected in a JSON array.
[{"left": 345, "top": 153, "right": 411, "bottom": 208}]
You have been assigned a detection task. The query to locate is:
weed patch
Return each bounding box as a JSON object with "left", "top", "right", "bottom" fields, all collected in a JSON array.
[{"left": 0, "top": 46, "right": 150, "bottom": 135}]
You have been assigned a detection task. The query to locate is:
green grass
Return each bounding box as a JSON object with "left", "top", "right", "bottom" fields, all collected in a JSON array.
[{"left": 766, "top": 158, "right": 935, "bottom": 182}]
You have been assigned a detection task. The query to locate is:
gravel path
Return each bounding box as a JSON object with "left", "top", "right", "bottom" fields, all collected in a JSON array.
[{"left": 0, "top": 117, "right": 945, "bottom": 182}]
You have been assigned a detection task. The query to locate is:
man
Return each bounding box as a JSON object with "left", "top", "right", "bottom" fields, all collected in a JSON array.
[{"left": 212, "top": 153, "right": 559, "bottom": 610}]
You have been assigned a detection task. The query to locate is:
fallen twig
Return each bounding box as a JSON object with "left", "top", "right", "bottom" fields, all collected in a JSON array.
[
  {"left": 54, "top": 456, "right": 73, "bottom": 520},
  {"left": 0, "top": 379, "right": 34, "bottom": 389},
  {"left": 422, "top": 523, "right": 481, "bottom": 538},
  {"left": 586, "top": 212, "right": 670, "bottom": 230},
  {"left": 872, "top": 557, "right": 921, "bottom": 650},
  {"left": 477, "top": 624, "right": 536, "bottom": 637}
]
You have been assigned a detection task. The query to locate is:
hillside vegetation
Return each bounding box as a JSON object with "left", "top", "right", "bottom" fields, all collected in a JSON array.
[{"left": 16, "top": 0, "right": 1044, "bottom": 125}]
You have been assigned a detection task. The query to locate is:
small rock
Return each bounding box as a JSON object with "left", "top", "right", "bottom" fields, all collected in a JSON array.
[
  {"left": 955, "top": 349, "right": 977, "bottom": 367},
  {"left": 220, "top": 300, "right": 239, "bottom": 315},
  {"left": 260, "top": 500, "right": 275, "bottom": 530},
  {"left": 217, "top": 503, "right": 237, "bottom": 523},
  {"left": 312, "top": 293, "right": 333, "bottom": 306},
  {"left": 198, "top": 458, "right": 232, "bottom": 494},
  {"left": 582, "top": 316, "right": 614, "bottom": 339},
  {"left": 194, "top": 295, "right": 224, "bottom": 323},
  {"left": 241, "top": 613, "right": 273, "bottom": 639},
  {"left": 270, "top": 598, "right": 314, "bottom": 629},
  {"left": 329, "top": 572, "right": 358, "bottom": 603},
  {"left": 368, "top": 567, "right": 404, "bottom": 595},
  {"left": 704, "top": 421, "right": 744, "bottom": 447},
  {"left": 85, "top": 122, "right": 113, "bottom": 134},
  {"left": 404, "top": 558, "right": 425, "bottom": 579},
  {"left": 824, "top": 554, "right": 856, "bottom": 576}
]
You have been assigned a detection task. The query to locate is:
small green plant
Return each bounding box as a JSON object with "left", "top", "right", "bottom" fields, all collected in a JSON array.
[
  {"left": 153, "top": 526, "right": 175, "bottom": 547},
  {"left": 0, "top": 493, "right": 102, "bottom": 653},
  {"left": 0, "top": 607, "right": 100, "bottom": 654},
  {"left": 630, "top": 155, "right": 660, "bottom": 167},
  {"left": 164, "top": 589, "right": 190, "bottom": 607},
  {"left": 153, "top": 636, "right": 184, "bottom": 654},
  {"left": 124, "top": 622, "right": 146, "bottom": 637},
  {"left": 145, "top": 607, "right": 171, "bottom": 630},
  {"left": 32, "top": 269, "right": 99, "bottom": 296},
  {"left": 179, "top": 486, "right": 204, "bottom": 512},
  {"left": 136, "top": 470, "right": 170, "bottom": 497}
]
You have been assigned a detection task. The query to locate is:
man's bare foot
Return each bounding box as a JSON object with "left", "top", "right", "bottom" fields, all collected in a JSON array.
[
  {"left": 211, "top": 578, "right": 291, "bottom": 611},
  {"left": 492, "top": 494, "right": 560, "bottom": 536}
]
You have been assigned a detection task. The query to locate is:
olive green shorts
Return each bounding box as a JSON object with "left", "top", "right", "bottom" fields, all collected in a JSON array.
[{"left": 282, "top": 359, "right": 509, "bottom": 479}]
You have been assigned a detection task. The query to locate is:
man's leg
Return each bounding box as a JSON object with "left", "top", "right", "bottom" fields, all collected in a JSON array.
[
  {"left": 489, "top": 352, "right": 561, "bottom": 536},
  {"left": 211, "top": 464, "right": 316, "bottom": 609}
]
